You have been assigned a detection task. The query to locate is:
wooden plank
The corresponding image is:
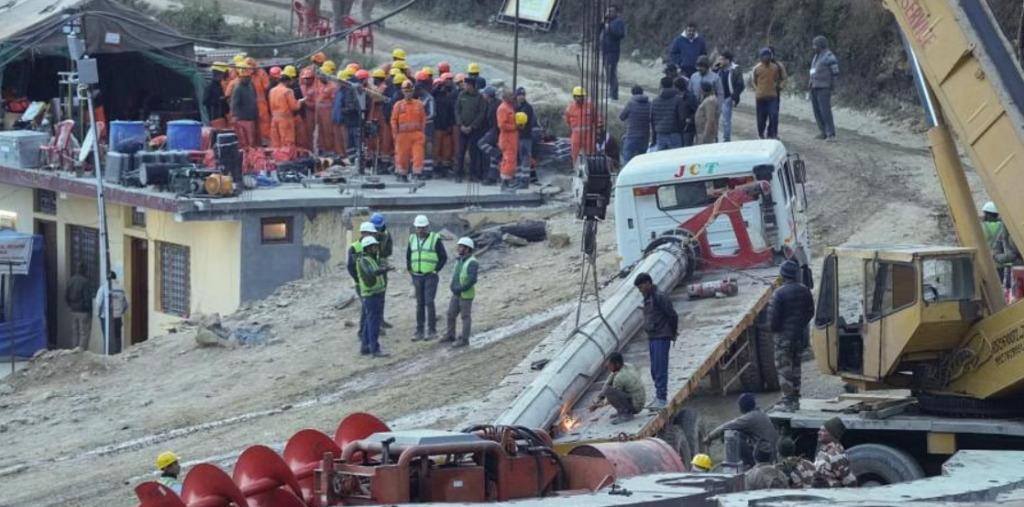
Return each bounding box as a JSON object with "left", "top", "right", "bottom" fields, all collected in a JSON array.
[
  {"left": 860, "top": 401, "right": 914, "bottom": 420},
  {"left": 837, "top": 393, "right": 912, "bottom": 403}
]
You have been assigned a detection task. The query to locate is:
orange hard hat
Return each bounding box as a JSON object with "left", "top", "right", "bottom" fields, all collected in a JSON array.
[
  {"left": 312, "top": 52, "right": 326, "bottom": 64},
  {"left": 355, "top": 69, "right": 370, "bottom": 80},
  {"left": 269, "top": 66, "right": 282, "bottom": 78},
  {"left": 441, "top": 72, "right": 454, "bottom": 81},
  {"left": 438, "top": 61, "right": 451, "bottom": 73},
  {"left": 347, "top": 62, "right": 360, "bottom": 71},
  {"left": 300, "top": 68, "right": 315, "bottom": 80},
  {"left": 415, "top": 71, "right": 430, "bottom": 82}
]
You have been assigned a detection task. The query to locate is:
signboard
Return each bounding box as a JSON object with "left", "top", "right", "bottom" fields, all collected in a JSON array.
[
  {"left": 502, "top": 0, "right": 558, "bottom": 24},
  {"left": 0, "top": 235, "right": 33, "bottom": 275}
]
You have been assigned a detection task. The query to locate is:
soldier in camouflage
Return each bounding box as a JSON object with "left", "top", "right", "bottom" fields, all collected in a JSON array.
[
  {"left": 776, "top": 436, "right": 815, "bottom": 488},
  {"left": 744, "top": 444, "right": 789, "bottom": 490},
  {"left": 813, "top": 417, "right": 858, "bottom": 488},
  {"left": 768, "top": 260, "right": 814, "bottom": 412}
]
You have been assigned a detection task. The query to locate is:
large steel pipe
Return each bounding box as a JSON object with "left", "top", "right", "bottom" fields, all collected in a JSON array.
[{"left": 494, "top": 243, "right": 688, "bottom": 430}]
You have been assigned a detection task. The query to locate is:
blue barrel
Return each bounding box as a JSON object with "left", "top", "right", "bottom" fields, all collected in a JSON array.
[
  {"left": 108, "top": 121, "right": 146, "bottom": 152},
  {"left": 166, "top": 120, "right": 203, "bottom": 151}
]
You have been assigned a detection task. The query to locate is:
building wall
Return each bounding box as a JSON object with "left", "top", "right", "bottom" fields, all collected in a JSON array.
[
  {"left": 0, "top": 182, "right": 241, "bottom": 352},
  {"left": 239, "top": 211, "right": 305, "bottom": 302}
]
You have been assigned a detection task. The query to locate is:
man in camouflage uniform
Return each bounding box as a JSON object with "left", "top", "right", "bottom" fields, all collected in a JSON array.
[
  {"left": 776, "top": 437, "right": 815, "bottom": 488},
  {"left": 814, "top": 417, "right": 858, "bottom": 488},
  {"left": 744, "top": 444, "right": 789, "bottom": 490},
  {"left": 768, "top": 259, "right": 815, "bottom": 411}
]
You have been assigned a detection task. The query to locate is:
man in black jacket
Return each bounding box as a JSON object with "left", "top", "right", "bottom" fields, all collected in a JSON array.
[
  {"left": 635, "top": 272, "right": 678, "bottom": 410},
  {"left": 650, "top": 77, "right": 685, "bottom": 151},
  {"left": 715, "top": 51, "right": 745, "bottom": 142},
  {"left": 455, "top": 77, "right": 487, "bottom": 183},
  {"left": 674, "top": 77, "right": 699, "bottom": 147},
  {"left": 599, "top": 4, "right": 626, "bottom": 100},
  {"left": 619, "top": 85, "right": 651, "bottom": 163},
  {"left": 768, "top": 260, "right": 815, "bottom": 412}
]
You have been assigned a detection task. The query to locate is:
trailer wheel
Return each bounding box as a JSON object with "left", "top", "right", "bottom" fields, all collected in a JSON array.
[
  {"left": 658, "top": 424, "right": 693, "bottom": 466},
  {"left": 847, "top": 443, "right": 924, "bottom": 486},
  {"left": 673, "top": 409, "right": 708, "bottom": 456}
]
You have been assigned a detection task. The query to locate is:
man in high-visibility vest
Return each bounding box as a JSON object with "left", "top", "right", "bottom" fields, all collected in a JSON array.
[
  {"left": 564, "top": 86, "right": 603, "bottom": 165},
  {"left": 348, "top": 222, "right": 380, "bottom": 343},
  {"left": 357, "top": 236, "right": 392, "bottom": 358},
  {"left": 407, "top": 215, "right": 448, "bottom": 341},
  {"left": 155, "top": 451, "right": 183, "bottom": 494},
  {"left": 392, "top": 80, "right": 428, "bottom": 181},
  {"left": 444, "top": 237, "right": 479, "bottom": 348},
  {"left": 982, "top": 201, "right": 1019, "bottom": 288}
]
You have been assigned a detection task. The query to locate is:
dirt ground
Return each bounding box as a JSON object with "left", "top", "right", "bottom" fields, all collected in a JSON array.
[{"left": 0, "top": 2, "right": 994, "bottom": 506}]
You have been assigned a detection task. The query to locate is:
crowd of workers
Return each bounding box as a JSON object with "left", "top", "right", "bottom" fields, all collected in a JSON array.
[{"left": 203, "top": 50, "right": 541, "bottom": 192}]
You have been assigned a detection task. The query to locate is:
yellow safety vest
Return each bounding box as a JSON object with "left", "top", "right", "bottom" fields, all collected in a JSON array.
[{"left": 409, "top": 233, "right": 440, "bottom": 274}]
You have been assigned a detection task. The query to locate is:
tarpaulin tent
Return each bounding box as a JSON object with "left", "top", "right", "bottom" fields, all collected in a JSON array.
[
  {"left": 0, "top": 0, "right": 207, "bottom": 122},
  {"left": 0, "top": 231, "right": 47, "bottom": 359}
]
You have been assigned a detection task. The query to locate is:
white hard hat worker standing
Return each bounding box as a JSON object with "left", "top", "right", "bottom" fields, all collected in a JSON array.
[
  {"left": 408, "top": 215, "right": 448, "bottom": 342},
  {"left": 442, "top": 237, "right": 479, "bottom": 348},
  {"left": 356, "top": 235, "right": 394, "bottom": 358},
  {"left": 155, "top": 451, "right": 183, "bottom": 494}
]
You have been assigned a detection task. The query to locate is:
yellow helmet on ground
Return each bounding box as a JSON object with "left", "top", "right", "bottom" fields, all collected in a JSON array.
[
  {"left": 372, "top": 68, "right": 387, "bottom": 79},
  {"left": 468, "top": 62, "right": 481, "bottom": 73},
  {"left": 282, "top": 65, "right": 298, "bottom": 79},
  {"left": 156, "top": 451, "right": 179, "bottom": 470},
  {"left": 392, "top": 48, "right": 407, "bottom": 60},
  {"left": 572, "top": 86, "right": 586, "bottom": 97},
  {"left": 515, "top": 112, "right": 528, "bottom": 126},
  {"left": 321, "top": 61, "right": 337, "bottom": 75},
  {"left": 691, "top": 453, "right": 712, "bottom": 471}
]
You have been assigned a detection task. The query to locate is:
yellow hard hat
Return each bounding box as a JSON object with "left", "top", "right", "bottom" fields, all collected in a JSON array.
[
  {"left": 232, "top": 54, "right": 246, "bottom": 65},
  {"left": 321, "top": 61, "right": 337, "bottom": 75},
  {"left": 372, "top": 68, "right": 387, "bottom": 79},
  {"left": 515, "top": 112, "right": 528, "bottom": 126},
  {"left": 572, "top": 86, "right": 586, "bottom": 97},
  {"left": 282, "top": 65, "right": 298, "bottom": 79},
  {"left": 339, "top": 68, "right": 355, "bottom": 80},
  {"left": 389, "top": 68, "right": 402, "bottom": 77},
  {"left": 393, "top": 73, "right": 408, "bottom": 85},
  {"left": 468, "top": 62, "right": 481, "bottom": 74},
  {"left": 393, "top": 61, "right": 409, "bottom": 70},
  {"left": 156, "top": 451, "right": 179, "bottom": 470},
  {"left": 691, "top": 453, "right": 712, "bottom": 471},
  {"left": 392, "top": 48, "right": 407, "bottom": 60},
  {"left": 421, "top": 66, "right": 434, "bottom": 76},
  {"left": 211, "top": 62, "right": 229, "bottom": 73}
]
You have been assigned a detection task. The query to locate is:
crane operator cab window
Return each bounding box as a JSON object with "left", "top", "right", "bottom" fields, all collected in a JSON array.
[
  {"left": 921, "top": 257, "right": 974, "bottom": 303},
  {"left": 865, "top": 261, "right": 917, "bottom": 321}
]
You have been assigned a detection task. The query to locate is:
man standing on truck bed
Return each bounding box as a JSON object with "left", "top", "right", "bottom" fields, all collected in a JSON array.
[
  {"left": 769, "top": 260, "right": 815, "bottom": 412},
  {"left": 703, "top": 392, "right": 779, "bottom": 467},
  {"left": 589, "top": 352, "right": 646, "bottom": 424},
  {"left": 814, "top": 417, "right": 857, "bottom": 488},
  {"left": 634, "top": 272, "right": 678, "bottom": 410}
]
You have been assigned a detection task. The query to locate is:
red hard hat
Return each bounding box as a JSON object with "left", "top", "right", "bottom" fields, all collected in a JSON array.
[
  {"left": 355, "top": 69, "right": 370, "bottom": 80},
  {"left": 347, "top": 62, "right": 361, "bottom": 71},
  {"left": 438, "top": 61, "right": 451, "bottom": 73},
  {"left": 432, "top": 78, "right": 444, "bottom": 87},
  {"left": 415, "top": 71, "right": 430, "bottom": 82},
  {"left": 269, "top": 66, "right": 282, "bottom": 78}
]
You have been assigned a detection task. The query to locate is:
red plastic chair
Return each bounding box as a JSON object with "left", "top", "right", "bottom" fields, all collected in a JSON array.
[
  {"left": 343, "top": 15, "right": 374, "bottom": 54},
  {"left": 293, "top": 2, "right": 331, "bottom": 37}
]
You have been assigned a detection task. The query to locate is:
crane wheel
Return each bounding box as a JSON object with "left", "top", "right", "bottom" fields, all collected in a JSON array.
[{"left": 847, "top": 443, "right": 924, "bottom": 486}]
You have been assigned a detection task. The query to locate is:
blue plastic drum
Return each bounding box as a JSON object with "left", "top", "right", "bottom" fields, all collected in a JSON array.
[{"left": 166, "top": 120, "right": 203, "bottom": 151}]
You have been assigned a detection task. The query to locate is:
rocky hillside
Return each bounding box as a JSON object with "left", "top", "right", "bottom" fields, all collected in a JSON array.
[{"left": 402, "top": 0, "right": 1022, "bottom": 113}]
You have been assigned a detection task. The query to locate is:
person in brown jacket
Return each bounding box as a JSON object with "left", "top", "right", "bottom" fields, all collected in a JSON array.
[
  {"left": 752, "top": 47, "right": 788, "bottom": 139},
  {"left": 694, "top": 81, "right": 719, "bottom": 145}
]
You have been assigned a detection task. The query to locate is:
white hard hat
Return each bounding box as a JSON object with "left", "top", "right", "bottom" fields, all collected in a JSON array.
[
  {"left": 983, "top": 201, "right": 998, "bottom": 214},
  {"left": 359, "top": 222, "right": 378, "bottom": 233},
  {"left": 361, "top": 236, "right": 379, "bottom": 248},
  {"left": 414, "top": 215, "right": 430, "bottom": 227},
  {"left": 457, "top": 237, "right": 475, "bottom": 249}
]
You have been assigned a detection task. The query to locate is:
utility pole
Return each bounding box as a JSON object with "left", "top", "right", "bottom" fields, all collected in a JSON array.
[{"left": 512, "top": 0, "right": 520, "bottom": 92}]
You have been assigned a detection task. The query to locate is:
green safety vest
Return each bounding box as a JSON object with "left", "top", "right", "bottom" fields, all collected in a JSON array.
[
  {"left": 983, "top": 221, "right": 1002, "bottom": 245},
  {"left": 456, "top": 256, "right": 478, "bottom": 300},
  {"left": 409, "top": 233, "right": 440, "bottom": 274},
  {"left": 357, "top": 253, "right": 386, "bottom": 296},
  {"left": 351, "top": 241, "right": 364, "bottom": 254}
]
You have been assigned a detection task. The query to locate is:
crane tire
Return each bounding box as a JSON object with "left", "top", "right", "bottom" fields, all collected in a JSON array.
[{"left": 847, "top": 443, "right": 924, "bottom": 486}]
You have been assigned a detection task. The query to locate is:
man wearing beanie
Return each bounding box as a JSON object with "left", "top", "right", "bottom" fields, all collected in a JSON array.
[
  {"left": 777, "top": 436, "right": 815, "bottom": 488},
  {"left": 814, "top": 417, "right": 857, "bottom": 487},
  {"left": 768, "top": 259, "right": 814, "bottom": 411},
  {"left": 704, "top": 392, "right": 779, "bottom": 467},
  {"left": 745, "top": 443, "right": 789, "bottom": 490}
]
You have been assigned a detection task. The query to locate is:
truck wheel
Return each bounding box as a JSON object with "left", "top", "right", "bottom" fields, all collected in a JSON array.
[
  {"left": 658, "top": 424, "right": 693, "bottom": 467},
  {"left": 847, "top": 443, "right": 924, "bottom": 486},
  {"left": 673, "top": 408, "right": 708, "bottom": 456}
]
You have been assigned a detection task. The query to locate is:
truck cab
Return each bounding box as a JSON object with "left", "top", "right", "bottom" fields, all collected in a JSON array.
[{"left": 613, "top": 140, "right": 810, "bottom": 270}]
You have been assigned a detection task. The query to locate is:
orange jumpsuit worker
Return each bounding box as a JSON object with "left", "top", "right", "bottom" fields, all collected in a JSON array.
[
  {"left": 269, "top": 72, "right": 304, "bottom": 150},
  {"left": 563, "top": 86, "right": 603, "bottom": 165},
  {"left": 247, "top": 57, "right": 271, "bottom": 145},
  {"left": 497, "top": 89, "right": 519, "bottom": 186},
  {"left": 391, "top": 80, "right": 427, "bottom": 181},
  {"left": 299, "top": 68, "right": 318, "bottom": 151},
  {"left": 316, "top": 61, "right": 341, "bottom": 154}
]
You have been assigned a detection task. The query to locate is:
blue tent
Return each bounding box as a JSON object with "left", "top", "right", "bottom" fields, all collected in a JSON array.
[{"left": 0, "top": 231, "right": 47, "bottom": 359}]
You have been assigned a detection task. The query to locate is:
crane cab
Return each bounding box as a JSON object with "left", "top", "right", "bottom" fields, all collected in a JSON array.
[{"left": 812, "top": 245, "right": 983, "bottom": 391}]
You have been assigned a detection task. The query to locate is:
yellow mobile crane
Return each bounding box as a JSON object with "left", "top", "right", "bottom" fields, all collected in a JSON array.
[{"left": 774, "top": 0, "right": 1024, "bottom": 486}]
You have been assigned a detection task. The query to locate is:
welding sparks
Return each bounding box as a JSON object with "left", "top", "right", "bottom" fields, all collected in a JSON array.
[{"left": 560, "top": 412, "right": 580, "bottom": 432}]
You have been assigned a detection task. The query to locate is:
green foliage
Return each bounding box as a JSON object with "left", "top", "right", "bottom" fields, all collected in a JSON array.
[{"left": 157, "top": 0, "right": 231, "bottom": 40}]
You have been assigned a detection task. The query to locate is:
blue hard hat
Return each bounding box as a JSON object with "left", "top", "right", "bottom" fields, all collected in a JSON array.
[{"left": 371, "top": 213, "right": 385, "bottom": 227}]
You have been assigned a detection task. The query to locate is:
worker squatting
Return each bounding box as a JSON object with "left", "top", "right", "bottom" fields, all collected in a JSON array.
[{"left": 205, "top": 49, "right": 538, "bottom": 192}]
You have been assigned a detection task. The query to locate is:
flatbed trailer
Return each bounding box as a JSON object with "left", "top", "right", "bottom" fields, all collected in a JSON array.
[
  {"left": 770, "top": 395, "right": 1024, "bottom": 486},
  {"left": 465, "top": 267, "right": 780, "bottom": 461}
]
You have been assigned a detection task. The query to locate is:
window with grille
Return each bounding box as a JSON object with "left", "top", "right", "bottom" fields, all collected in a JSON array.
[
  {"left": 131, "top": 207, "right": 146, "bottom": 228},
  {"left": 158, "top": 242, "right": 190, "bottom": 317},
  {"left": 68, "top": 225, "right": 100, "bottom": 286},
  {"left": 35, "top": 189, "right": 57, "bottom": 214}
]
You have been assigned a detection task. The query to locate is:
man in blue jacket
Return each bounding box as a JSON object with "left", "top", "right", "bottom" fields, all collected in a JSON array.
[
  {"left": 599, "top": 4, "right": 626, "bottom": 101},
  {"left": 668, "top": 22, "right": 707, "bottom": 80},
  {"left": 634, "top": 272, "right": 678, "bottom": 410}
]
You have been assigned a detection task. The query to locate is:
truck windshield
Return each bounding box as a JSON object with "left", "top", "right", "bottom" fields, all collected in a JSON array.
[{"left": 655, "top": 178, "right": 731, "bottom": 211}]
